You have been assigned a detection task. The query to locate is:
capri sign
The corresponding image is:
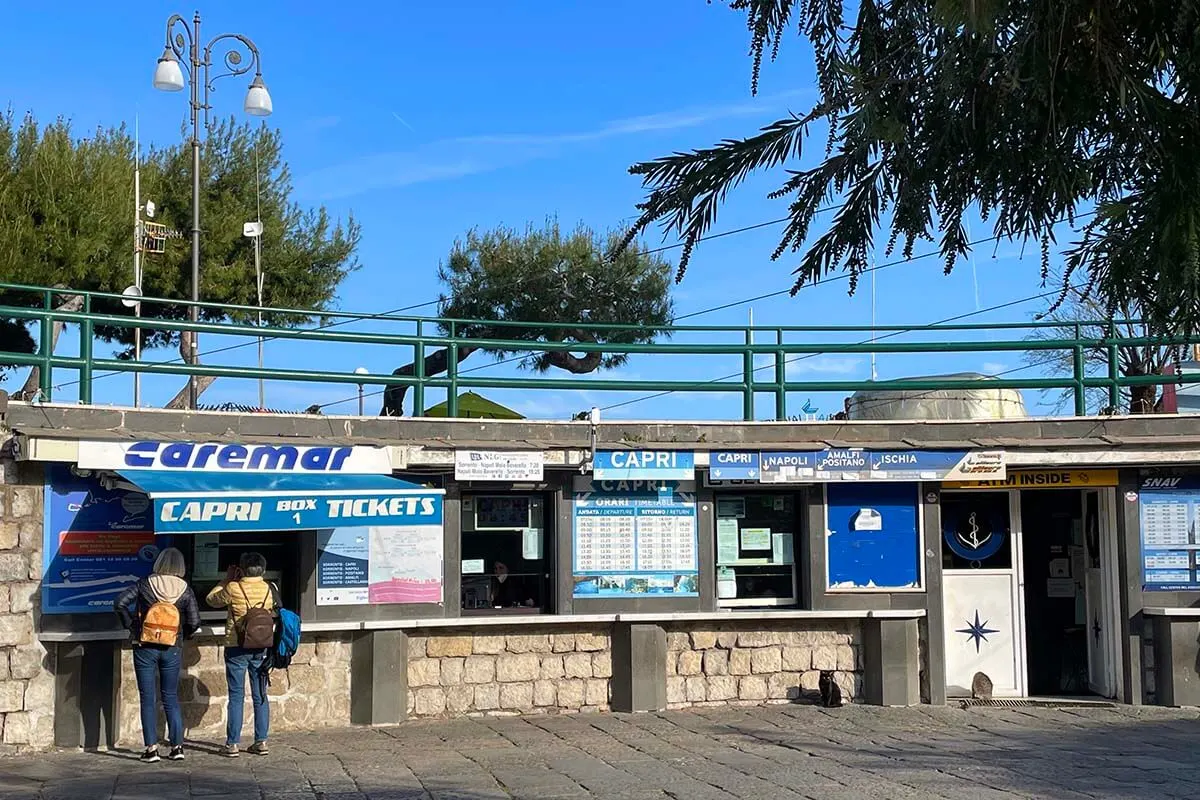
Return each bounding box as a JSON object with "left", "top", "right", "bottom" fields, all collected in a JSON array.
[{"left": 593, "top": 450, "right": 695, "bottom": 481}]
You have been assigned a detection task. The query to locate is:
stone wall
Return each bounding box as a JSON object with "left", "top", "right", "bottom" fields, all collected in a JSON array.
[
  {"left": 664, "top": 622, "right": 862, "bottom": 708},
  {"left": 116, "top": 633, "right": 353, "bottom": 748},
  {"left": 407, "top": 628, "right": 611, "bottom": 718},
  {"left": 0, "top": 461, "right": 53, "bottom": 753}
]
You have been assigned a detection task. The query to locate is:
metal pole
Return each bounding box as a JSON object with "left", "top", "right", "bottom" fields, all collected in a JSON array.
[
  {"left": 133, "top": 118, "right": 142, "bottom": 408},
  {"left": 357, "top": 384, "right": 364, "bottom": 416},
  {"left": 188, "top": 11, "right": 202, "bottom": 410},
  {"left": 255, "top": 233, "right": 264, "bottom": 409},
  {"left": 870, "top": 261, "right": 878, "bottom": 381},
  {"left": 254, "top": 136, "right": 265, "bottom": 410}
]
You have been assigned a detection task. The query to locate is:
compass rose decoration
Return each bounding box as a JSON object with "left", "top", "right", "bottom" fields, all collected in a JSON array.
[{"left": 957, "top": 610, "right": 999, "bottom": 653}]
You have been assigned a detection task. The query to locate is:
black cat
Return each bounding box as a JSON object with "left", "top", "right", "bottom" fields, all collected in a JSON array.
[{"left": 818, "top": 670, "right": 843, "bottom": 708}]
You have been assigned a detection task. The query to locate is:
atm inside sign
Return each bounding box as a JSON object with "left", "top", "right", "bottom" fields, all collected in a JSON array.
[{"left": 943, "top": 469, "right": 1118, "bottom": 490}]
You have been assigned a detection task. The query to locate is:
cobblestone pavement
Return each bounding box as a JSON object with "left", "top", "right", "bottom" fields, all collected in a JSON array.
[{"left": 2, "top": 704, "right": 1199, "bottom": 799}]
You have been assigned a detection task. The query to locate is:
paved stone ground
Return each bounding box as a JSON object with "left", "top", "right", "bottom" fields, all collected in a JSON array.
[{"left": 1, "top": 704, "right": 1199, "bottom": 799}]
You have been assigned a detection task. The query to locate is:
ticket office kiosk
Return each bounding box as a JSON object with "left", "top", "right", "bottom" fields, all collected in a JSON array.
[
  {"left": 714, "top": 491, "right": 800, "bottom": 607},
  {"left": 189, "top": 531, "right": 298, "bottom": 621},
  {"left": 460, "top": 494, "right": 552, "bottom": 614}
]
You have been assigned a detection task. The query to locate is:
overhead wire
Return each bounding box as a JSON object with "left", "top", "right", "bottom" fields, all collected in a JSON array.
[
  {"left": 44, "top": 207, "right": 820, "bottom": 398},
  {"left": 595, "top": 281, "right": 1089, "bottom": 415},
  {"left": 313, "top": 224, "right": 1087, "bottom": 413},
  {"left": 45, "top": 199, "right": 1090, "bottom": 408}
]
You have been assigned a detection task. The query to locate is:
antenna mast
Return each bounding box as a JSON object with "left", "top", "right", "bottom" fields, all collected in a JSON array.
[{"left": 133, "top": 118, "right": 142, "bottom": 406}]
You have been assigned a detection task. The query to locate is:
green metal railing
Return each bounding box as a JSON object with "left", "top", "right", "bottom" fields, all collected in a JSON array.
[{"left": 0, "top": 281, "right": 1193, "bottom": 419}]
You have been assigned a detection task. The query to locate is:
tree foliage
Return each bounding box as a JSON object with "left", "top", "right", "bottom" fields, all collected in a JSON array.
[
  {"left": 1023, "top": 276, "right": 1180, "bottom": 414},
  {"left": 0, "top": 112, "right": 360, "bottom": 402},
  {"left": 382, "top": 221, "right": 674, "bottom": 416},
  {"left": 625, "top": 0, "right": 1200, "bottom": 331}
]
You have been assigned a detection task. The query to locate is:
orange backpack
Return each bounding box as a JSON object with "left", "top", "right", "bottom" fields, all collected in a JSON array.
[{"left": 140, "top": 599, "right": 181, "bottom": 646}]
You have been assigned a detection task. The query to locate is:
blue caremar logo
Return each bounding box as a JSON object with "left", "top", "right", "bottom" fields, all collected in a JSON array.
[{"left": 124, "top": 442, "right": 356, "bottom": 472}]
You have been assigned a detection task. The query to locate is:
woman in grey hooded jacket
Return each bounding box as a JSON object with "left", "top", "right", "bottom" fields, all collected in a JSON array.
[{"left": 114, "top": 547, "right": 201, "bottom": 763}]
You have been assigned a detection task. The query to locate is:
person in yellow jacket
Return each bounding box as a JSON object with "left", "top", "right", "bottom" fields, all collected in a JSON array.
[{"left": 207, "top": 552, "right": 275, "bottom": 758}]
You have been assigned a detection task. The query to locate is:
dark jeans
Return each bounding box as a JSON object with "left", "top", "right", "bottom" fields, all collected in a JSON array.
[
  {"left": 131, "top": 644, "right": 183, "bottom": 748},
  {"left": 224, "top": 647, "right": 270, "bottom": 745}
]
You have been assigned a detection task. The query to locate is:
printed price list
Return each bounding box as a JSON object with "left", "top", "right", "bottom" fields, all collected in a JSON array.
[
  {"left": 1142, "top": 500, "right": 1192, "bottom": 548},
  {"left": 636, "top": 515, "right": 697, "bottom": 571},
  {"left": 575, "top": 514, "right": 635, "bottom": 572}
]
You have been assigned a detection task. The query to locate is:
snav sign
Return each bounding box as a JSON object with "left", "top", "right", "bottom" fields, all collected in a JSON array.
[{"left": 77, "top": 441, "right": 393, "bottom": 474}]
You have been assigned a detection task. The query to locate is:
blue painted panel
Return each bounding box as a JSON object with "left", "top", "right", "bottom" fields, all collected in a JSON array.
[{"left": 826, "top": 482, "right": 921, "bottom": 590}]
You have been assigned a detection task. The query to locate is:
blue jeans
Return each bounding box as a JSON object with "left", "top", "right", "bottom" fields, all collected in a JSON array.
[
  {"left": 131, "top": 644, "right": 183, "bottom": 748},
  {"left": 224, "top": 647, "right": 269, "bottom": 745}
]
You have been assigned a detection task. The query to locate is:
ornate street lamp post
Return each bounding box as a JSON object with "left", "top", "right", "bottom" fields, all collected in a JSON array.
[{"left": 153, "top": 13, "right": 273, "bottom": 409}]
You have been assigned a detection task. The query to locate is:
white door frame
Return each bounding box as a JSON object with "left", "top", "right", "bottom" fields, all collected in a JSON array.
[
  {"left": 1104, "top": 486, "right": 1125, "bottom": 700},
  {"left": 1075, "top": 487, "right": 1123, "bottom": 698},
  {"left": 1009, "top": 488, "right": 1030, "bottom": 697},
  {"left": 1097, "top": 487, "right": 1124, "bottom": 698}
]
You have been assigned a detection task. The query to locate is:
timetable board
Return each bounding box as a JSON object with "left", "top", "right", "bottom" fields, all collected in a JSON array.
[
  {"left": 571, "top": 479, "right": 698, "bottom": 598},
  {"left": 1140, "top": 478, "right": 1200, "bottom": 591}
]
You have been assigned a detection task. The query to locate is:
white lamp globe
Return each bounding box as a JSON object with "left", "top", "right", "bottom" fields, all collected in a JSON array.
[
  {"left": 153, "top": 49, "right": 185, "bottom": 92},
  {"left": 244, "top": 76, "right": 273, "bottom": 117}
]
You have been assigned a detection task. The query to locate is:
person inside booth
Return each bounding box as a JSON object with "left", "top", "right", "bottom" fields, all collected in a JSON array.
[{"left": 491, "top": 561, "right": 535, "bottom": 608}]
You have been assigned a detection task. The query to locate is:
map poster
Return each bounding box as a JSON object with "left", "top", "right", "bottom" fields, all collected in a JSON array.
[
  {"left": 316, "top": 523, "right": 444, "bottom": 606},
  {"left": 316, "top": 528, "right": 369, "bottom": 605},
  {"left": 43, "top": 464, "right": 161, "bottom": 615},
  {"left": 368, "top": 525, "right": 444, "bottom": 604}
]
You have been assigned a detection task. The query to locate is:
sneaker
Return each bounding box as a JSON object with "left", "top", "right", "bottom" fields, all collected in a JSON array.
[
  {"left": 221, "top": 744, "right": 240, "bottom": 758},
  {"left": 139, "top": 747, "right": 160, "bottom": 763},
  {"left": 247, "top": 740, "right": 269, "bottom": 756},
  {"left": 168, "top": 746, "right": 185, "bottom": 761}
]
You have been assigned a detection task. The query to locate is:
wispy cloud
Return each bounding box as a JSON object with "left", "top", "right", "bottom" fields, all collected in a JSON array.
[
  {"left": 297, "top": 90, "right": 813, "bottom": 200},
  {"left": 304, "top": 115, "right": 341, "bottom": 131},
  {"left": 787, "top": 356, "right": 863, "bottom": 378},
  {"left": 980, "top": 361, "right": 1008, "bottom": 376},
  {"left": 391, "top": 112, "right": 417, "bottom": 133}
]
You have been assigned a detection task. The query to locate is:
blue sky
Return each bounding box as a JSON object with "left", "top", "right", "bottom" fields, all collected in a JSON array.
[{"left": 0, "top": 1, "right": 1074, "bottom": 420}]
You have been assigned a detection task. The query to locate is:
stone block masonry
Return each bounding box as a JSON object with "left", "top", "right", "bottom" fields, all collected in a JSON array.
[
  {"left": 0, "top": 461, "right": 53, "bottom": 753},
  {"left": 116, "top": 633, "right": 353, "bottom": 748},
  {"left": 664, "top": 622, "right": 863, "bottom": 709},
  {"left": 407, "top": 627, "right": 612, "bottom": 718}
]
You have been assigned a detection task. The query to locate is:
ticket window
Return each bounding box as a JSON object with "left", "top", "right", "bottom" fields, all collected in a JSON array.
[
  {"left": 188, "top": 532, "right": 301, "bottom": 621},
  {"left": 715, "top": 493, "right": 799, "bottom": 607},
  {"left": 460, "top": 495, "right": 550, "bottom": 614}
]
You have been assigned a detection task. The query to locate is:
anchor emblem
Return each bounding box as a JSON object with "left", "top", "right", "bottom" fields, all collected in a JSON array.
[{"left": 957, "top": 512, "right": 992, "bottom": 551}]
